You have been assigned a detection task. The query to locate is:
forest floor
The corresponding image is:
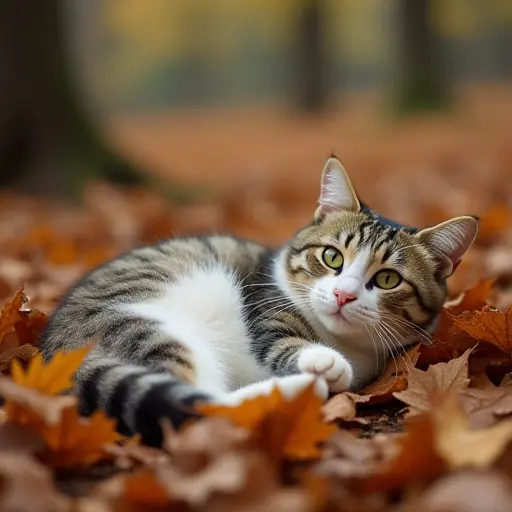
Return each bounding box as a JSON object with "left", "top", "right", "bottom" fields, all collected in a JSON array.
[{"left": 0, "top": 85, "right": 512, "bottom": 511}]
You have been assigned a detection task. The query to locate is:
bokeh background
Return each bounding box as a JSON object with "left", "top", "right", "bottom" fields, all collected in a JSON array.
[{"left": 1, "top": 0, "right": 512, "bottom": 310}]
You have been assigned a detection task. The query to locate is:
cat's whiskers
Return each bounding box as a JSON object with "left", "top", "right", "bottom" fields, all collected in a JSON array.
[
  {"left": 370, "top": 323, "right": 399, "bottom": 376},
  {"left": 377, "top": 321, "right": 416, "bottom": 370},
  {"left": 364, "top": 324, "right": 380, "bottom": 374},
  {"left": 379, "top": 313, "right": 433, "bottom": 346}
]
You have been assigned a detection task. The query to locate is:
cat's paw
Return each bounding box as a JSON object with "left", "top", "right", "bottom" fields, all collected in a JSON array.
[
  {"left": 297, "top": 345, "right": 353, "bottom": 392},
  {"left": 274, "top": 373, "right": 329, "bottom": 402}
]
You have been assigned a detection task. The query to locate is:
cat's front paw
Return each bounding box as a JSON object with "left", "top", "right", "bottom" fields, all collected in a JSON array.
[{"left": 297, "top": 345, "right": 353, "bottom": 392}]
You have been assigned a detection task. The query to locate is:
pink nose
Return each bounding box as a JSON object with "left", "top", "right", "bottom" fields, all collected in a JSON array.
[{"left": 333, "top": 289, "right": 357, "bottom": 307}]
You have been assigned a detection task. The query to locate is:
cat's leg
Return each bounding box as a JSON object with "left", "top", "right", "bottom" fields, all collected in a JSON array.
[
  {"left": 215, "top": 373, "right": 329, "bottom": 406},
  {"left": 256, "top": 335, "right": 354, "bottom": 393}
]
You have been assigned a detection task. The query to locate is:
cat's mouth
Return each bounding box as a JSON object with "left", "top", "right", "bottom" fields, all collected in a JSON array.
[{"left": 331, "top": 307, "right": 353, "bottom": 326}]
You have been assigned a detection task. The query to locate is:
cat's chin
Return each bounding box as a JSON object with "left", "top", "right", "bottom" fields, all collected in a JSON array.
[{"left": 317, "top": 309, "right": 363, "bottom": 336}]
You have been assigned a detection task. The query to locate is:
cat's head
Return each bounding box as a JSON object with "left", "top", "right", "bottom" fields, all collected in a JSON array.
[{"left": 278, "top": 157, "right": 478, "bottom": 348}]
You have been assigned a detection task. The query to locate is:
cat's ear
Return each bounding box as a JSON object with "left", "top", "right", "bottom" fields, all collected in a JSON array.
[
  {"left": 418, "top": 216, "right": 478, "bottom": 277},
  {"left": 314, "top": 157, "right": 360, "bottom": 220}
]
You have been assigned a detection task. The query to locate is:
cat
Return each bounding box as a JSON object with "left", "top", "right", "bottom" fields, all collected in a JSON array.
[{"left": 40, "top": 157, "right": 478, "bottom": 446}]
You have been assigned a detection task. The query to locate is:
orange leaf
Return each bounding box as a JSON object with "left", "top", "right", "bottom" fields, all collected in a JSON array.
[
  {"left": 38, "top": 407, "right": 124, "bottom": 468},
  {"left": 0, "top": 287, "right": 26, "bottom": 343},
  {"left": 454, "top": 307, "right": 512, "bottom": 355},
  {"left": 199, "top": 383, "right": 335, "bottom": 461},
  {"left": 11, "top": 344, "right": 92, "bottom": 395},
  {"left": 446, "top": 279, "right": 495, "bottom": 316},
  {"left": 477, "top": 204, "right": 510, "bottom": 246},
  {"left": 363, "top": 414, "right": 445, "bottom": 492}
]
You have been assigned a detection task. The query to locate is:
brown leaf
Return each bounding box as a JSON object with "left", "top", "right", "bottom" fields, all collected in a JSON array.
[
  {"left": 416, "top": 470, "right": 512, "bottom": 512},
  {"left": 322, "top": 393, "right": 356, "bottom": 423},
  {"left": 0, "top": 454, "right": 70, "bottom": 512},
  {"left": 394, "top": 348, "right": 473, "bottom": 414},
  {"left": 352, "top": 345, "right": 420, "bottom": 405},
  {"left": 434, "top": 393, "right": 512, "bottom": 468},
  {"left": 0, "top": 288, "right": 48, "bottom": 372},
  {"left": 0, "top": 343, "right": 38, "bottom": 373},
  {"left": 454, "top": 307, "right": 512, "bottom": 354},
  {"left": 458, "top": 386, "right": 512, "bottom": 428}
]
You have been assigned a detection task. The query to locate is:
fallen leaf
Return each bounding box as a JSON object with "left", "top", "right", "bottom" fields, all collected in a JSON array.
[
  {"left": 0, "top": 376, "right": 76, "bottom": 428},
  {"left": 434, "top": 393, "right": 512, "bottom": 468},
  {"left": 458, "top": 386, "right": 512, "bottom": 428},
  {"left": 363, "top": 414, "right": 445, "bottom": 492},
  {"left": 416, "top": 470, "right": 512, "bottom": 512},
  {"left": 353, "top": 345, "right": 420, "bottom": 404},
  {"left": 446, "top": 279, "right": 495, "bottom": 315},
  {"left": 454, "top": 307, "right": 512, "bottom": 355},
  {"left": 322, "top": 393, "right": 357, "bottom": 423},
  {"left": 10, "top": 344, "right": 91, "bottom": 395},
  {"left": 200, "top": 383, "right": 336, "bottom": 461},
  {"left": 394, "top": 348, "right": 473, "bottom": 414},
  {"left": 477, "top": 204, "right": 510, "bottom": 246},
  {"left": 38, "top": 407, "right": 124, "bottom": 468},
  {"left": 0, "top": 343, "right": 38, "bottom": 373},
  {"left": 0, "top": 454, "right": 70, "bottom": 512}
]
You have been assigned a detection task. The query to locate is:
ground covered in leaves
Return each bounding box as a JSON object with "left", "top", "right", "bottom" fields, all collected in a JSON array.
[{"left": 2, "top": 92, "right": 512, "bottom": 511}]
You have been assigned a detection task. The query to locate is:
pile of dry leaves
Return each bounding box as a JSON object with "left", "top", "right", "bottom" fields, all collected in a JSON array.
[{"left": 1, "top": 178, "right": 512, "bottom": 512}]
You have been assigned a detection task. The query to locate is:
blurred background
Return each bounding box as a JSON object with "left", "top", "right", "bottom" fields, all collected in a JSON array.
[{"left": 0, "top": 0, "right": 512, "bottom": 309}]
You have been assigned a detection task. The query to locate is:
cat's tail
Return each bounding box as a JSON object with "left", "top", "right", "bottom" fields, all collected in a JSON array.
[{"left": 76, "top": 356, "right": 212, "bottom": 446}]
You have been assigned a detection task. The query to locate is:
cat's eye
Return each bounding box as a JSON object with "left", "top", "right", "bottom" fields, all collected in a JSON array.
[
  {"left": 373, "top": 269, "right": 402, "bottom": 290},
  {"left": 322, "top": 247, "right": 344, "bottom": 270}
]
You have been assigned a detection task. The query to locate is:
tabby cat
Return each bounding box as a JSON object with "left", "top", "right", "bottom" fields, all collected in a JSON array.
[{"left": 41, "top": 157, "right": 478, "bottom": 446}]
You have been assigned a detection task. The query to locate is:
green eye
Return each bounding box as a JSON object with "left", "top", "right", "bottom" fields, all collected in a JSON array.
[
  {"left": 322, "top": 247, "right": 344, "bottom": 270},
  {"left": 373, "top": 269, "right": 402, "bottom": 290}
]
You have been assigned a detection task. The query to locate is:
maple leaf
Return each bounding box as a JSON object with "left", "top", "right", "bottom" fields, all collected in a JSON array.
[
  {"left": 434, "top": 392, "right": 512, "bottom": 468},
  {"left": 0, "top": 377, "right": 76, "bottom": 429},
  {"left": 38, "top": 406, "right": 124, "bottom": 468},
  {"left": 10, "top": 344, "right": 91, "bottom": 395},
  {"left": 454, "top": 307, "right": 512, "bottom": 355},
  {"left": 199, "top": 383, "right": 336, "bottom": 461},
  {"left": 351, "top": 345, "right": 420, "bottom": 405},
  {"left": 394, "top": 348, "right": 472, "bottom": 414}
]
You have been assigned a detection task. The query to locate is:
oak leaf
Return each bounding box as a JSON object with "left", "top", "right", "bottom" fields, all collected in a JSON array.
[
  {"left": 394, "top": 348, "right": 472, "bottom": 414},
  {"left": 434, "top": 392, "right": 512, "bottom": 468},
  {"left": 199, "top": 383, "right": 336, "bottom": 461},
  {"left": 454, "top": 307, "right": 512, "bottom": 354}
]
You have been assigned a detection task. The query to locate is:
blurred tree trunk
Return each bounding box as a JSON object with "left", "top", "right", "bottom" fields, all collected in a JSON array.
[
  {"left": 395, "top": 0, "right": 448, "bottom": 113},
  {"left": 0, "top": 0, "right": 147, "bottom": 198},
  {"left": 293, "top": 0, "right": 329, "bottom": 112}
]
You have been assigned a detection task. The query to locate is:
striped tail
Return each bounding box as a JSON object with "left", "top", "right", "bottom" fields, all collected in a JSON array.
[{"left": 76, "top": 357, "right": 212, "bottom": 446}]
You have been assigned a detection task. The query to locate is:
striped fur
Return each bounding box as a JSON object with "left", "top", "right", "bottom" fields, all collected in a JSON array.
[{"left": 40, "top": 157, "right": 478, "bottom": 446}]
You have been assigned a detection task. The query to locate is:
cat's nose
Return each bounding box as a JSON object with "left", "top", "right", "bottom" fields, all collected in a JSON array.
[{"left": 333, "top": 289, "right": 357, "bottom": 307}]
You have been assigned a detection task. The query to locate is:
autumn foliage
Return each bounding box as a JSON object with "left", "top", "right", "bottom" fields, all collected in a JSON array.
[{"left": 1, "top": 114, "right": 512, "bottom": 510}]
